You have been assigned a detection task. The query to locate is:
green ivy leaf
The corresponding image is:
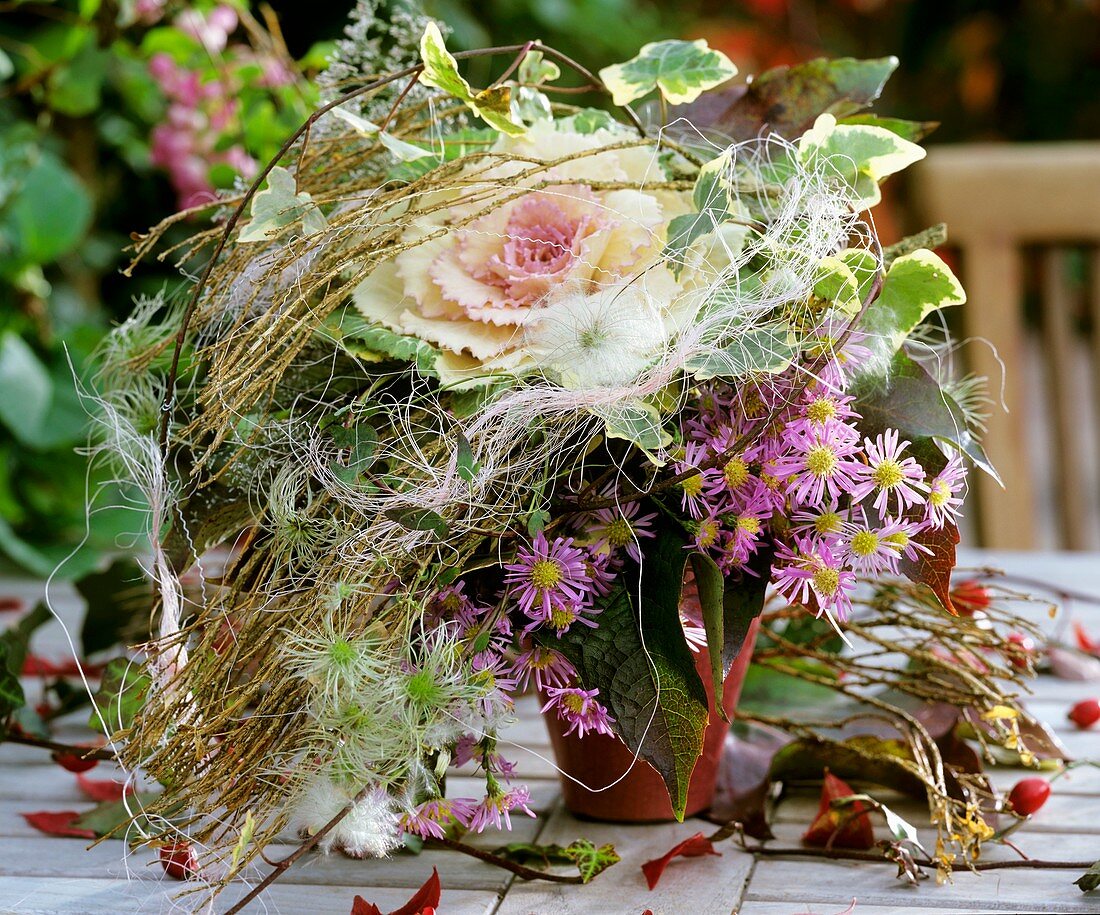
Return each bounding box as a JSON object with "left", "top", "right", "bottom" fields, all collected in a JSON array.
[
  {"left": 330, "top": 107, "right": 436, "bottom": 162},
  {"left": 567, "top": 109, "right": 616, "bottom": 134},
  {"left": 492, "top": 841, "right": 573, "bottom": 870},
  {"left": 861, "top": 249, "right": 965, "bottom": 356},
  {"left": 0, "top": 333, "right": 52, "bottom": 448},
  {"left": 455, "top": 430, "right": 479, "bottom": 483},
  {"left": 333, "top": 311, "right": 440, "bottom": 375},
  {"left": 1076, "top": 861, "right": 1100, "bottom": 893},
  {"left": 0, "top": 642, "right": 26, "bottom": 723},
  {"left": 72, "top": 791, "right": 165, "bottom": 838},
  {"left": 89, "top": 658, "right": 150, "bottom": 734},
  {"left": 813, "top": 249, "right": 879, "bottom": 314},
  {"left": 417, "top": 22, "right": 524, "bottom": 136},
  {"left": 543, "top": 523, "right": 710, "bottom": 820},
  {"left": 517, "top": 50, "right": 560, "bottom": 86},
  {"left": 600, "top": 39, "right": 737, "bottom": 107},
  {"left": 798, "top": 113, "right": 926, "bottom": 209},
  {"left": 685, "top": 327, "right": 797, "bottom": 382},
  {"left": 563, "top": 838, "right": 621, "bottom": 883},
  {"left": 238, "top": 166, "right": 327, "bottom": 243},
  {"left": 598, "top": 401, "right": 672, "bottom": 458},
  {"left": 384, "top": 507, "right": 449, "bottom": 538},
  {"left": 839, "top": 114, "right": 938, "bottom": 143}
]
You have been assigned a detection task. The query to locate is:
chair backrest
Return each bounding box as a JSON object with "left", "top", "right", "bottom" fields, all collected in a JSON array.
[{"left": 910, "top": 143, "right": 1100, "bottom": 550}]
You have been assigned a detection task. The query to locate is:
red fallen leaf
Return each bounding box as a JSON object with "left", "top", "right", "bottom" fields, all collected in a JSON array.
[
  {"left": 802, "top": 771, "right": 874, "bottom": 850},
  {"left": 52, "top": 750, "right": 99, "bottom": 773},
  {"left": 1074, "top": 622, "right": 1100, "bottom": 656},
  {"left": 641, "top": 832, "right": 721, "bottom": 890},
  {"left": 900, "top": 521, "right": 959, "bottom": 615},
  {"left": 352, "top": 867, "right": 441, "bottom": 915},
  {"left": 76, "top": 772, "right": 131, "bottom": 802},
  {"left": 0, "top": 596, "right": 24, "bottom": 612},
  {"left": 21, "top": 810, "right": 96, "bottom": 839},
  {"left": 21, "top": 654, "right": 103, "bottom": 678}
]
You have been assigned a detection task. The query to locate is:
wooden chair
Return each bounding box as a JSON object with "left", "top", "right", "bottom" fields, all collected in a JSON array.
[{"left": 909, "top": 144, "right": 1100, "bottom": 550}]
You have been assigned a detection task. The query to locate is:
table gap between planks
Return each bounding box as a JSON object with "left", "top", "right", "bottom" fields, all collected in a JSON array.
[{"left": 1, "top": 548, "right": 1098, "bottom": 914}]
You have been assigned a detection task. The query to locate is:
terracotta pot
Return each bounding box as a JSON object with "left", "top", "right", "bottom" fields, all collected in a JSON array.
[{"left": 543, "top": 617, "right": 760, "bottom": 822}]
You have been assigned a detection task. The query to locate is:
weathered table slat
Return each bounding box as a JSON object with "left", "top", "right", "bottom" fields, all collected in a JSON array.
[{"left": 3, "top": 549, "right": 1100, "bottom": 913}]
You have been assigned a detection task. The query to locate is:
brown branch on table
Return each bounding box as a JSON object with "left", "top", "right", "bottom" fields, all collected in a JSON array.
[
  {"left": 3, "top": 732, "right": 116, "bottom": 761},
  {"left": 428, "top": 835, "right": 585, "bottom": 884}
]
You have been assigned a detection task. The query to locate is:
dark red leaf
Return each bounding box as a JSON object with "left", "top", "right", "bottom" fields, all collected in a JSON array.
[
  {"left": 352, "top": 868, "right": 441, "bottom": 915},
  {"left": 1074, "top": 622, "right": 1100, "bottom": 656},
  {"left": 389, "top": 867, "right": 441, "bottom": 915},
  {"left": 802, "top": 771, "right": 875, "bottom": 850},
  {"left": 76, "top": 772, "right": 130, "bottom": 802},
  {"left": 21, "top": 810, "right": 96, "bottom": 839},
  {"left": 21, "top": 654, "right": 103, "bottom": 678},
  {"left": 900, "top": 521, "right": 959, "bottom": 614},
  {"left": 51, "top": 750, "right": 99, "bottom": 773},
  {"left": 640, "top": 832, "right": 720, "bottom": 890},
  {"left": 0, "top": 596, "right": 24, "bottom": 612}
]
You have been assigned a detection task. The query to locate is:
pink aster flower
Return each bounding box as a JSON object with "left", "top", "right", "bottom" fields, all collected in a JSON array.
[
  {"left": 839, "top": 514, "right": 914, "bottom": 575},
  {"left": 400, "top": 797, "right": 478, "bottom": 839},
  {"left": 723, "top": 483, "right": 773, "bottom": 564},
  {"left": 511, "top": 646, "right": 576, "bottom": 691},
  {"left": 541, "top": 686, "right": 616, "bottom": 738},
  {"left": 470, "top": 654, "right": 519, "bottom": 717},
  {"left": 772, "top": 420, "right": 863, "bottom": 508},
  {"left": 504, "top": 532, "right": 592, "bottom": 620},
  {"left": 582, "top": 548, "right": 618, "bottom": 597},
  {"left": 850, "top": 429, "right": 929, "bottom": 515},
  {"left": 800, "top": 388, "right": 859, "bottom": 427},
  {"left": 925, "top": 454, "right": 967, "bottom": 528},
  {"left": 693, "top": 514, "right": 724, "bottom": 552},
  {"left": 588, "top": 498, "right": 657, "bottom": 563},
  {"left": 812, "top": 324, "right": 875, "bottom": 391},
  {"left": 468, "top": 786, "right": 536, "bottom": 833},
  {"left": 791, "top": 503, "right": 848, "bottom": 546},
  {"left": 521, "top": 598, "right": 600, "bottom": 638},
  {"left": 773, "top": 537, "right": 857, "bottom": 620},
  {"left": 673, "top": 440, "right": 722, "bottom": 520},
  {"left": 880, "top": 518, "right": 933, "bottom": 562}
]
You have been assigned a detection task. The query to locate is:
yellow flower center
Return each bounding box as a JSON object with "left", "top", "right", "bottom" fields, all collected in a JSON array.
[
  {"left": 872, "top": 459, "right": 905, "bottom": 490},
  {"left": 604, "top": 517, "right": 633, "bottom": 548},
  {"left": 530, "top": 559, "right": 563, "bottom": 590},
  {"left": 850, "top": 530, "right": 880, "bottom": 557},
  {"left": 724, "top": 456, "right": 749, "bottom": 488},
  {"left": 681, "top": 472, "right": 705, "bottom": 498},
  {"left": 929, "top": 479, "right": 951, "bottom": 506},
  {"left": 806, "top": 397, "right": 837, "bottom": 424},
  {"left": 806, "top": 445, "right": 837, "bottom": 477},
  {"left": 562, "top": 692, "right": 587, "bottom": 715},
  {"left": 549, "top": 605, "right": 577, "bottom": 630},
  {"left": 813, "top": 566, "right": 840, "bottom": 596},
  {"left": 697, "top": 519, "right": 720, "bottom": 548},
  {"left": 736, "top": 516, "right": 761, "bottom": 535},
  {"left": 760, "top": 471, "right": 781, "bottom": 491},
  {"left": 884, "top": 530, "right": 910, "bottom": 548},
  {"left": 813, "top": 511, "right": 842, "bottom": 535}
]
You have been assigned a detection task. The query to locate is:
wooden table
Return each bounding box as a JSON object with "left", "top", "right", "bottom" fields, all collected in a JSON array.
[{"left": 2, "top": 549, "right": 1099, "bottom": 914}]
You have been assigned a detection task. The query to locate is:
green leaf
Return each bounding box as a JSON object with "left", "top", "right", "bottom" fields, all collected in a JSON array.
[
  {"left": 72, "top": 791, "right": 164, "bottom": 838},
  {"left": 568, "top": 109, "right": 617, "bottom": 134},
  {"left": 563, "top": 838, "right": 621, "bottom": 883},
  {"left": 689, "top": 546, "right": 771, "bottom": 717},
  {"left": 738, "top": 660, "right": 843, "bottom": 718},
  {"left": 330, "top": 107, "right": 437, "bottom": 162},
  {"left": 332, "top": 311, "right": 440, "bottom": 375},
  {"left": 384, "top": 507, "right": 449, "bottom": 538},
  {"left": 5, "top": 152, "right": 92, "bottom": 265},
  {"left": 75, "top": 558, "right": 147, "bottom": 658},
  {"left": 492, "top": 841, "right": 573, "bottom": 870},
  {"left": 417, "top": 22, "right": 524, "bottom": 136},
  {"left": 798, "top": 112, "right": 925, "bottom": 208},
  {"left": 675, "top": 56, "right": 899, "bottom": 142},
  {"left": 517, "top": 50, "right": 560, "bottom": 86},
  {"left": 0, "top": 333, "right": 52, "bottom": 447},
  {"left": 598, "top": 401, "right": 671, "bottom": 457},
  {"left": 1076, "top": 861, "right": 1100, "bottom": 893},
  {"left": 814, "top": 249, "right": 879, "bottom": 314},
  {"left": 89, "top": 658, "right": 150, "bottom": 734},
  {"left": 0, "top": 641, "right": 26, "bottom": 722},
  {"left": 685, "top": 327, "right": 797, "bottom": 382},
  {"left": 861, "top": 249, "right": 965, "bottom": 355},
  {"left": 238, "top": 166, "right": 327, "bottom": 243},
  {"left": 455, "top": 430, "right": 479, "bottom": 483},
  {"left": 663, "top": 147, "right": 744, "bottom": 272},
  {"left": 600, "top": 39, "right": 737, "bottom": 106},
  {"left": 46, "top": 41, "right": 107, "bottom": 116},
  {"left": 839, "top": 114, "right": 938, "bottom": 143},
  {"left": 0, "top": 601, "right": 51, "bottom": 722},
  {"left": 543, "top": 523, "right": 710, "bottom": 820}
]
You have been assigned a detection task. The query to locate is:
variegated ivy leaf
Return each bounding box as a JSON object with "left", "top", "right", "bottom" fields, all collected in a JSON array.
[
  {"left": 600, "top": 39, "right": 737, "bottom": 107},
  {"left": 798, "top": 112, "right": 925, "bottom": 209},
  {"left": 330, "top": 107, "right": 436, "bottom": 162},
  {"left": 860, "top": 248, "right": 965, "bottom": 355},
  {"left": 238, "top": 166, "right": 327, "bottom": 243},
  {"left": 517, "top": 49, "right": 560, "bottom": 85},
  {"left": 686, "top": 326, "right": 797, "bottom": 381},
  {"left": 664, "top": 147, "right": 748, "bottom": 274},
  {"left": 511, "top": 86, "right": 553, "bottom": 125},
  {"left": 814, "top": 248, "right": 879, "bottom": 314},
  {"left": 417, "top": 22, "right": 524, "bottom": 136},
  {"left": 598, "top": 401, "right": 671, "bottom": 460}
]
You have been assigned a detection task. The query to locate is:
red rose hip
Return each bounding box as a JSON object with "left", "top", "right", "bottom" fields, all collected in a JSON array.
[
  {"left": 159, "top": 842, "right": 198, "bottom": 880},
  {"left": 1007, "top": 778, "right": 1051, "bottom": 816},
  {"left": 1069, "top": 698, "right": 1100, "bottom": 729},
  {"left": 952, "top": 579, "right": 991, "bottom": 617}
]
